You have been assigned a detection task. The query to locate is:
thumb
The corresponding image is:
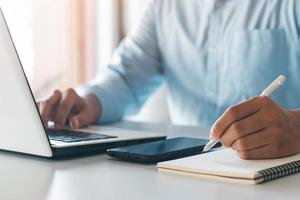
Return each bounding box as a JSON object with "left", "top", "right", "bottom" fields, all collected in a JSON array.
[{"left": 69, "top": 110, "right": 90, "bottom": 129}]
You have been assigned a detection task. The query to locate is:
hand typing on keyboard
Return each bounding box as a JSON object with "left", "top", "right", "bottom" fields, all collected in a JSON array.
[{"left": 37, "top": 89, "right": 102, "bottom": 129}]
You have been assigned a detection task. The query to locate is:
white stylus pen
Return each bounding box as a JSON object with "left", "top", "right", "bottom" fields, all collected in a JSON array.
[{"left": 202, "top": 75, "right": 286, "bottom": 152}]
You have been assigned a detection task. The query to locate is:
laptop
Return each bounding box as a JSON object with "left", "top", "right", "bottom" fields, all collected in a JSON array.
[{"left": 0, "top": 8, "right": 166, "bottom": 158}]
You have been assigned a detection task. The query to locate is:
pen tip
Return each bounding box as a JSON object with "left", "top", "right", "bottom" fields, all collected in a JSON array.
[
  {"left": 278, "top": 75, "right": 286, "bottom": 85},
  {"left": 202, "top": 146, "right": 209, "bottom": 152}
]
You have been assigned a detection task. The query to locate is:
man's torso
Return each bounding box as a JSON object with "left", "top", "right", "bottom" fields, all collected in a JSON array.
[{"left": 154, "top": 0, "right": 300, "bottom": 126}]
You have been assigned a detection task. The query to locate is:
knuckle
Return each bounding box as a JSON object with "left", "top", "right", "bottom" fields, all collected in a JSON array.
[
  {"left": 236, "top": 139, "right": 246, "bottom": 150},
  {"left": 231, "top": 123, "right": 242, "bottom": 135},
  {"left": 272, "top": 112, "right": 284, "bottom": 125},
  {"left": 221, "top": 140, "right": 230, "bottom": 148},
  {"left": 271, "top": 126, "right": 284, "bottom": 138},
  {"left": 65, "top": 88, "right": 77, "bottom": 97},
  {"left": 53, "top": 89, "right": 62, "bottom": 96},
  {"left": 226, "top": 107, "right": 238, "bottom": 118},
  {"left": 45, "top": 95, "right": 59, "bottom": 107},
  {"left": 255, "top": 116, "right": 264, "bottom": 127},
  {"left": 220, "top": 135, "right": 232, "bottom": 148},
  {"left": 51, "top": 90, "right": 62, "bottom": 101}
]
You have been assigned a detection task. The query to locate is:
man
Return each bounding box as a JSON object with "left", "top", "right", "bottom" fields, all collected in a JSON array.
[{"left": 38, "top": 0, "right": 300, "bottom": 159}]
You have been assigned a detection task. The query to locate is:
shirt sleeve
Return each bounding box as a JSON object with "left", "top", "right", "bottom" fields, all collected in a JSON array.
[{"left": 77, "top": 0, "right": 164, "bottom": 124}]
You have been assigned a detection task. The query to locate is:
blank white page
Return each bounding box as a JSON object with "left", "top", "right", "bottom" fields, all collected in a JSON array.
[{"left": 157, "top": 149, "right": 300, "bottom": 179}]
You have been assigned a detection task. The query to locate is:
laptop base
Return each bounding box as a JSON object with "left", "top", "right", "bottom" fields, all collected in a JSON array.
[{"left": 50, "top": 136, "right": 166, "bottom": 159}]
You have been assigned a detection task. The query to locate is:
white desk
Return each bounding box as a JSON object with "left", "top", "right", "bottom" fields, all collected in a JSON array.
[{"left": 0, "top": 121, "right": 299, "bottom": 200}]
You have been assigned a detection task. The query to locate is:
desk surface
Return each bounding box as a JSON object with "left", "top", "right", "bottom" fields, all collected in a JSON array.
[{"left": 0, "top": 121, "right": 299, "bottom": 200}]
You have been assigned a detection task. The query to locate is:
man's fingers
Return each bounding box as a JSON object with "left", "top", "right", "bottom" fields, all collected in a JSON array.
[
  {"left": 237, "top": 144, "right": 282, "bottom": 160},
  {"left": 39, "top": 89, "right": 100, "bottom": 129},
  {"left": 220, "top": 112, "right": 269, "bottom": 147},
  {"left": 210, "top": 96, "right": 264, "bottom": 139},
  {"left": 39, "top": 90, "right": 62, "bottom": 125},
  {"left": 54, "top": 89, "right": 80, "bottom": 128},
  {"left": 68, "top": 94, "right": 102, "bottom": 129},
  {"left": 69, "top": 109, "right": 91, "bottom": 129},
  {"left": 231, "top": 129, "right": 272, "bottom": 151},
  {"left": 65, "top": 101, "right": 85, "bottom": 126}
]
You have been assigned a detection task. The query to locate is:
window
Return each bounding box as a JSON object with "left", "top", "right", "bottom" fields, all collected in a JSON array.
[
  {"left": 0, "top": 0, "right": 82, "bottom": 99},
  {"left": 0, "top": 0, "right": 143, "bottom": 100},
  {"left": 0, "top": 0, "right": 169, "bottom": 122}
]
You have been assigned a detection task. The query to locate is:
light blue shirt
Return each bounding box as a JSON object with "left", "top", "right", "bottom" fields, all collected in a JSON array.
[{"left": 78, "top": 0, "right": 300, "bottom": 127}]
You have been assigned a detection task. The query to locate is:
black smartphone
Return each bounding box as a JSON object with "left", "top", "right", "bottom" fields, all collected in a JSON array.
[{"left": 106, "top": 137, "right": 221, "bottom": 163}]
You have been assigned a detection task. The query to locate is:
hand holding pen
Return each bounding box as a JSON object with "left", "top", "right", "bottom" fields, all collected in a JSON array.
[{"left": 204, "top": 75, "right": 300, "bottom": 159}]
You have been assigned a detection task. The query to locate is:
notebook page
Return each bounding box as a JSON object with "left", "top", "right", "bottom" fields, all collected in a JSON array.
[{"left": 157, "top": 149, "right": 300, "bottom": 179}]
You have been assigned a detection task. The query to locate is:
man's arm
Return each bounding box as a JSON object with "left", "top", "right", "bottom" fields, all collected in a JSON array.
[{"left": 39, "top": 0, "right": 164, "bottom": 128}]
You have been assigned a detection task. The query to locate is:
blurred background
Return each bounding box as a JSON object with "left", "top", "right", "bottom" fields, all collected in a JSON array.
[{"left": 0, "top": 0, "right": 170, "bottom": 123}]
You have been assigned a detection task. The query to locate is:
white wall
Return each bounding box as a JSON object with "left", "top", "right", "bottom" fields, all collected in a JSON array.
[{"left": 127, "top": 84, "right": 170, "bottom": 123}]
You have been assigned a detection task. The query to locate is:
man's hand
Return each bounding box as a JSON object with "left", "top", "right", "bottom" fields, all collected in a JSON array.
[
  {"left": 37, "top": 89, "right": 101, "bottom": 129},
  {"left": 210, "top": 96, "right": 300, "bottom": 159}
]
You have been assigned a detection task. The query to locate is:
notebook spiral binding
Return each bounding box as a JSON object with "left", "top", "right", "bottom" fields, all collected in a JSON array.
[{"left": 259, "top": 160, "right": 300, "bottom": 183}]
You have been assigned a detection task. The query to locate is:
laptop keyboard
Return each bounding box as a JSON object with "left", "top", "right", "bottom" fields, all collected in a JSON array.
[{"left": 47, "top": 128, "right": 117, "bottom": 143}]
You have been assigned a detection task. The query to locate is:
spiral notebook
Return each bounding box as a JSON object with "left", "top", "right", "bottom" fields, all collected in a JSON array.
[{"left": 157, "top": 149, "right": 300, "bottom": 184}]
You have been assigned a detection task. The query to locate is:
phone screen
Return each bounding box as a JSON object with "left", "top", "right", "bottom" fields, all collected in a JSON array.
[{"left": 107, "top": 137, "right": 221, "bottom": 163}]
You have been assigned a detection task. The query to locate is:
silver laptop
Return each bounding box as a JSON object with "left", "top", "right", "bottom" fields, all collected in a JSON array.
[{"left": 0, "top": 8, "right": 166, "bottom": 158}]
